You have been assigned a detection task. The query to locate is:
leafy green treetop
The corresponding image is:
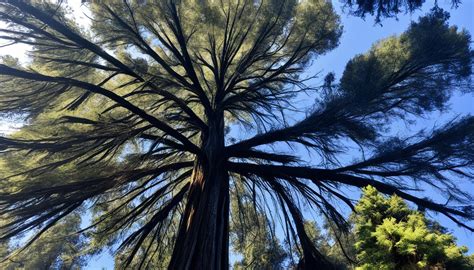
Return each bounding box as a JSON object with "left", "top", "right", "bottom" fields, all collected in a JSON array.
[{"left": 354, "top": 186, "right": 473, "bottom": 270}]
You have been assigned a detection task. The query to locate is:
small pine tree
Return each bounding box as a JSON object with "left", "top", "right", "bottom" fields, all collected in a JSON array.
[{"left": 354, "top": 186, "right": 473, "bottom": 270}]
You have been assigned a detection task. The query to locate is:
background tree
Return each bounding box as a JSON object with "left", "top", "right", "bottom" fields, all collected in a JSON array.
[
  {"left": 0, "top": 1, "right": 472, "bottom": 269},
  {"left": 0, "top": 221, "right": 12, "bottom": 270},
  {"left": 0, "top": 213, "right": 88, "bottom": 270},
  {"left": 109, "top": 196, "right": 179, "bottom": 269},
  {"left": 343, "top": 0, "right": 462, "bottom": 22},
  {"left": 319, "top": 220, "right": 356, "bottom": 269},
  {"left": 286, "top": 220, "right": 355, "bottom": 269},
  {"left": 230, "top": 181, "right": 288, "bottom": 269},
  {"left": 354, "top": 186, "right": 474, "bottom": 270}
]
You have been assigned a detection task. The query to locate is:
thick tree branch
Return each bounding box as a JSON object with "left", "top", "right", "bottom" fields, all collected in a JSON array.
[
  {"left": 0, "top": 64, "right": 200, "bottom": 154},
  {"left": 227, "top": 162, "right": 473, "bottom": 231}
]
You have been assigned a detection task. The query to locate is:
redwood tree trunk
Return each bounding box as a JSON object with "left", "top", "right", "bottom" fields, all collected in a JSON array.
[{"left": 169, "top": 112, "right": 229, "bottom": 270}]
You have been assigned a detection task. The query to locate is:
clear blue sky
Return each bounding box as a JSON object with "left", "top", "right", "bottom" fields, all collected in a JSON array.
[{"left": 84, "top": 1, "right": 474, "bottom": 268}]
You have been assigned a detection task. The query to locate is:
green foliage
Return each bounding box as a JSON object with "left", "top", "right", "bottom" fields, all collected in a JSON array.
[
  {"left": 110, "top": 200, "right": 179, "bottom": 270},
  {"left": 321, "top": 220, "right": 357, "bottom": 269},
  {"left": 290, "top": 221, "right": 355, "bottom": 269},
  {"left": 0, "top": 1, "right": 472, "bottom": 268},
  {"left": 338, "top": 8, "right": 471, "bottom": 119},
  {"left": 354, "top": 186, "right": 473, "bottom": 270},
  {"left": 230, "top": 184, "right": 287, "bottom": 269},
  {"left": 344, "top": 0, "right": 461, "bottom": 23},
  {"left": 0, "top": 214, "right": 87, "bottom": 270}
]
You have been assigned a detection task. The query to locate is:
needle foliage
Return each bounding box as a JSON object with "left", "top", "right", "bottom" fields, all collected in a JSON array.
[{"left": 0, "top": 1, "right": 472, "bottom": 269}]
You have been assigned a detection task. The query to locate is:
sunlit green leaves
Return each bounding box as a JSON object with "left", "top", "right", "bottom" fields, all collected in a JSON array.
[{"left": 354, "top": 186, "right": 473, "bottom": 270}]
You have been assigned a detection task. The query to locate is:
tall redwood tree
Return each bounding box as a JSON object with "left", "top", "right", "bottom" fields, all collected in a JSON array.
[{"left": 0, "top": 1, "right": 472, "bottom": 269}]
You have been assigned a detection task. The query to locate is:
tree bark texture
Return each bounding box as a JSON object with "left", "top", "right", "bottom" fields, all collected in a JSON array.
[{"left": 169, "top": 112, "right": 229, "bottom": 270}]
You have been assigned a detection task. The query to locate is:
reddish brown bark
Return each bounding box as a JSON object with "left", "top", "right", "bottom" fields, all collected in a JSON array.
[{"left": 169, "top": 113, "right": 229, "bottom": 270}]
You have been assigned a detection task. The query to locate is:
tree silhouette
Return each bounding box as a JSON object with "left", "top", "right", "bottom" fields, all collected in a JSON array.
[
  {"left": 0, "top": 1, "right": 472, "bottom": 269},
  {"left": 343, "top": 0, "right": 462, "bottom": 22}
]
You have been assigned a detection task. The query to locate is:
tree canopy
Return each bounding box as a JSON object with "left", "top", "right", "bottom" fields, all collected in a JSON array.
[
  {"left": 343, "top": 0, "right": 462, "bottom": 22},
  {"left": 0, "top": 213, "right": 87, "bottom": 270},
  {"left": 0, "top": 1, "right": 472, "bottom": 269},
  {"left": 354, "top": 186, "right": 474, "bottom": 270}
]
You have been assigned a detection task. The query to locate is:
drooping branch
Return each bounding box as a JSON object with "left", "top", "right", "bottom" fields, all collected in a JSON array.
[
  {"left": 219, "top": 2, "right": 341, "bottom": 122},
  {"left": 227, "top": 162, "right": 474, "bottom": 231},
  {"left": 98, "top": 3, "right": 212, "bottom": 116},
  {"left": 0, "top": 64, "right": 200, "bottom": 154},
  {"left": 337, "top": 116, "right": 474, "bottom": 175},
  {"left": 0, "top": 161, "right": 193, "bottom": 240},
  {"left": 3, "top": 1, "right": 139, "bottom": 78},
  {"left": 1, "top": 1, "right": 206, "bottom": 130},
  {"left": 270, "top": 180, "right": 333, "bottom": 269},
  {"left": 227, "top": 10, "right": 472, "bottom": 157},
  {"left": 343, "top": 0, "right": 461, "bottom": 22},
  {"left": 117, "top": 182, "right": 190, "bottom": 268},
  {"left": 228, "top": 149, "right": 299, "bottom": 164}
]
